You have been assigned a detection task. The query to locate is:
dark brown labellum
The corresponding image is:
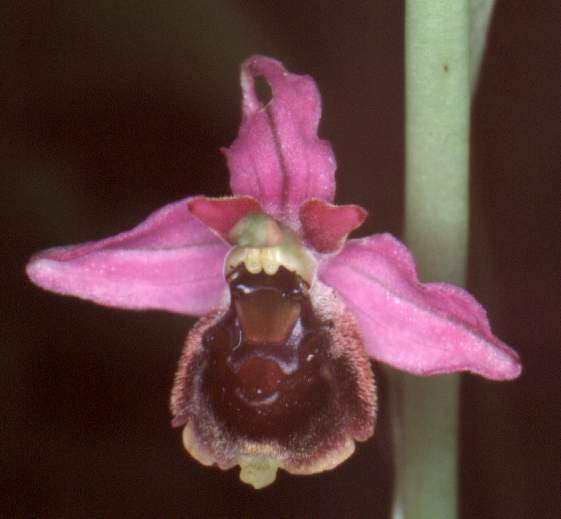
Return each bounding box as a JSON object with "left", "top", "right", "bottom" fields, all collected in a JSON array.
[{"left": 170, "top": 265, "right": 376, "bottom": 488}]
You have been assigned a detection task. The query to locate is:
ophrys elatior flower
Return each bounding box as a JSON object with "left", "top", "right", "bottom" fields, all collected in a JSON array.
[{"left": 26, "top": 56, "right": 521, "bottom": 489}]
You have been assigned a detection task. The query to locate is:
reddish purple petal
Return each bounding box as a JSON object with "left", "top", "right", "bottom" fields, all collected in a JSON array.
[
  {"left": 26, "top": 198, "right": 229, "bottom": 316},
  {"left": 224, "top": 55, "right": 336, "bottom": 218},
  {"left": 319, "top": 234, "right": 522, "bottom": 380},
  {"left": 187, "top": 195, "right": 262, "bottom": 242},
  {"left": 299, "top": 199, "right": 367, "bottom": 253}
]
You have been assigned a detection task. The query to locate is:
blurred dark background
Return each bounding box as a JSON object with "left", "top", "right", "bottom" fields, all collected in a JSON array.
[{"left": 3, "top": 2, "right": 558, "bottom": 518}]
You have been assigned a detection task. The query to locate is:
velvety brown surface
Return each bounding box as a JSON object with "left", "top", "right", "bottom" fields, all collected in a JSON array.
[{"left": 172, "top": 266, "right": 375, "bottom": 471}]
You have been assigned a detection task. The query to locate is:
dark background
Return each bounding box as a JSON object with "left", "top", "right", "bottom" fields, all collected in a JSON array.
[{"left": 3, "top": 2, "right": 558, "bottom": 518}]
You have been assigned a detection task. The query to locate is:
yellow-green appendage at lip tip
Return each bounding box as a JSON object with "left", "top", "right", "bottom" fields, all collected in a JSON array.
[
  {"left": 225, "top": 213, "right": 316, "bottom": 285},
  {"left": 238, "top": 455, "right": 279, "bottom": 489}
]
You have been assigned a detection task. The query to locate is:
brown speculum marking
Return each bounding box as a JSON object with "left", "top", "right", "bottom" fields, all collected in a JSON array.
[{"left": 202, "top": 266, "right": 331, "bottom": 440}]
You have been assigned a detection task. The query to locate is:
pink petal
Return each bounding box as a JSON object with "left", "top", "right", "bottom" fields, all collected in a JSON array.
[
  {"left": 299, "top": 199, "right": 367, "bottom": 253},
  {"left": 26, "top": 198, "right": 229, "bottom": 316},
  {"left": 319, "top": 234, "right": 522, "bottom": 380},
  {"left": 187, "top": 195, "right": 262, "bottom": 242},
  {"left": 224, "top": 55, "right": 336, "bottom": 218}
]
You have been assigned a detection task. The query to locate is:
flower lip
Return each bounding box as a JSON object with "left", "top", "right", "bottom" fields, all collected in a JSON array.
[{"left": 170, "top": 266, "right": 377, "bottom": 487}]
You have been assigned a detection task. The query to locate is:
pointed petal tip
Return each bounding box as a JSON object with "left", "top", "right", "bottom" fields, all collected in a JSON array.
[
  {"left": 495, "top": 356, "right": 523, "bottom": 380},
  {"left": 239, "top": 55, "right": 286, "bottom": 113},
  {"left": 481, "top": 346, "right": 523, "bottom": 381},
  {"left": 26, "top": 250, "right": 81, "bottom": 293},
  {"left": 26, "top": 255, "right": 51, "bottom": 287},
  {"left": 414, "top": 346, "right": 522, "bottom": 381}
]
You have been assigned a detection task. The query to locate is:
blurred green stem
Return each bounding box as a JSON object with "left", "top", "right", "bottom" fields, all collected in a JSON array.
[{"left": 390, "top": 1, "right": 472, "bottom": 518}]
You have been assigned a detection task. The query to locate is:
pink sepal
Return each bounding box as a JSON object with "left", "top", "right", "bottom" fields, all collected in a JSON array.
[
  {"left": 26, "top": 198, "right": 229, "bottom": 316},
  {"left": 319, "top": 234, "right": 522, "bottom": 380},
  {"left": 224, "top": 55, "right": 336, "bottom": 218},
  {"left": 299, "top": 199, "right": 367, "bottom": 253},
  {"left": 187, "top": 195, "right": 262, "bottom": 243}
]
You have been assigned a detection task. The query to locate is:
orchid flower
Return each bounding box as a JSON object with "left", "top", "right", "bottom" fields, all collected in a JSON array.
[{"left": 26, "top": 56, "right": 521, "bottom": 490}]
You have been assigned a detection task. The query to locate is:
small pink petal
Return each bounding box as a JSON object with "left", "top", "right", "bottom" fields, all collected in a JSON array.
[
  {"left": 26, "top": 198, "right": 229, "bottom": 316},
  {"left": 224, "top": 55, "right": 336, "bottom": 218},
  {"left": 299, "top": 199, "right": 367, "bottom": 253},
  {"left": 187, "top": 195, "right": 262, "bottom": 243},
  {"left": 319, "top": 234, "right": 522, "bottom": 380}
]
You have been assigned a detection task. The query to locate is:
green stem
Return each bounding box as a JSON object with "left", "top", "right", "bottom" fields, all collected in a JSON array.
[
  {"left": 391, "top": 1, "right": 472, "bottom": 518},
  {"left": 404, "top": 0, "right": 470, "bottom": 283},
  {"left": 389, "top": 373, "right": 460, "bottom": 519}
]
